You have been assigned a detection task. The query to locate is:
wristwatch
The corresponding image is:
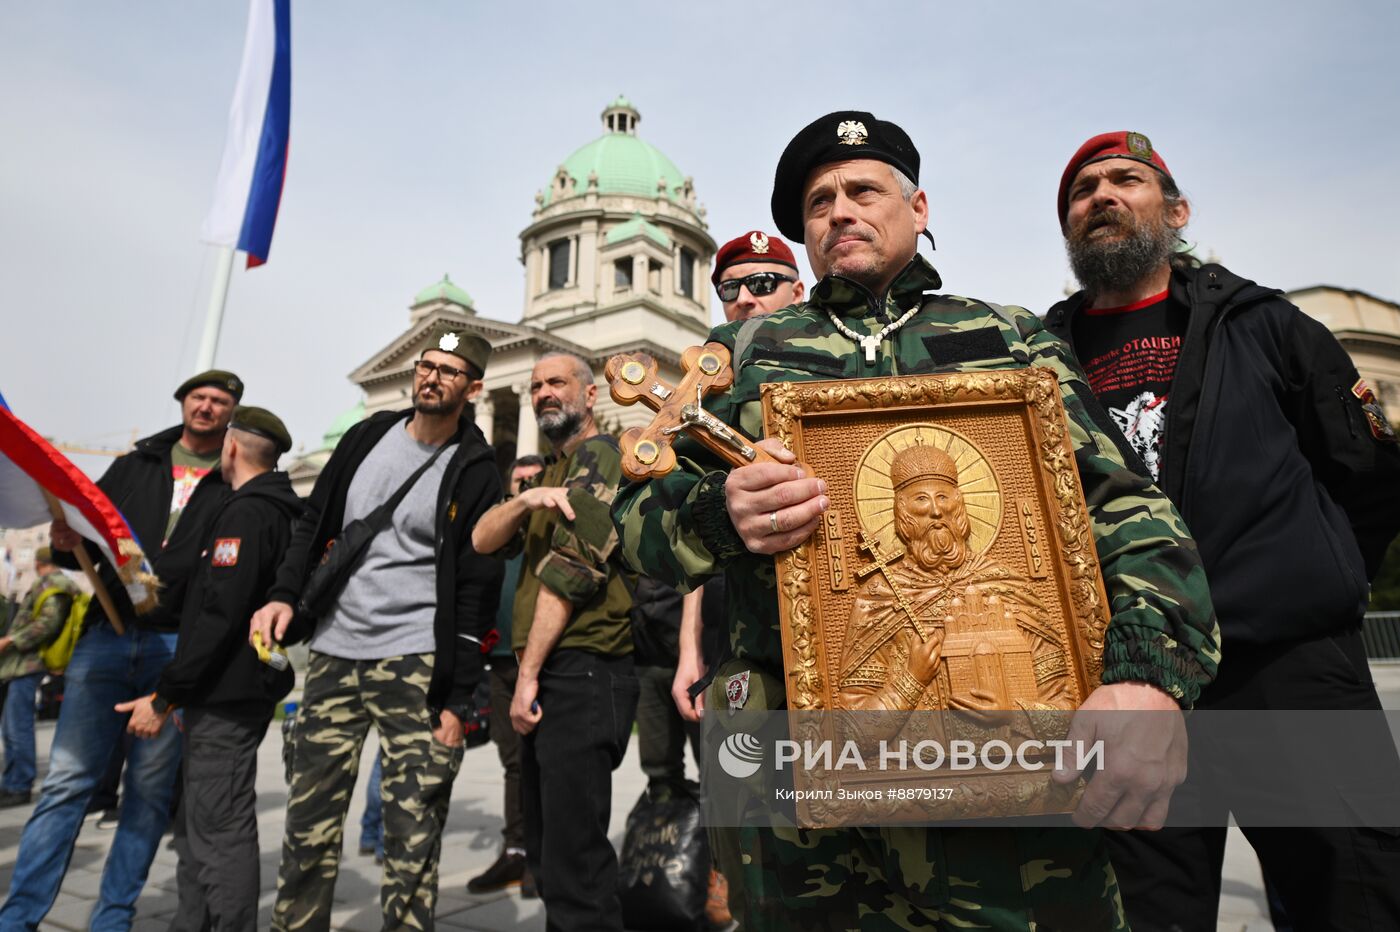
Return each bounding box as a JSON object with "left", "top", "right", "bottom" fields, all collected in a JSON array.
[{"left": 150, "top": 693, "right": 173, "bottom": 715}]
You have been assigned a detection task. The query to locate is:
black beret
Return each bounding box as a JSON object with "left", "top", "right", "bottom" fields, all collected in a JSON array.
[
  {"left": 230, "top": 405, "right": 292, "bottom": 455},
  {"left": 174, "top": 369, "right": 244, "bottom": 403},
  {"left": 422, "top": 324, "right": 491, "bottom": 376},
  {"left": 771, "top": 111, "right": 921, "bottom": 243}
]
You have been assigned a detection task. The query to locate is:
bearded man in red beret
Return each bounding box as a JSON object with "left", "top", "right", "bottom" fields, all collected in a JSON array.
[{"left": 1046, "top": 131, "right": 1400, "bottom": 932}]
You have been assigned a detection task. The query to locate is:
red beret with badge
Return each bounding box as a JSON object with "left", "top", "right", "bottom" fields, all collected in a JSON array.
[
  {"left": 711, "top": 230, "right": 799, "bottom": 286},
  {"left": 1058, "top": 131, "right": 1174, "bottom": 227}
]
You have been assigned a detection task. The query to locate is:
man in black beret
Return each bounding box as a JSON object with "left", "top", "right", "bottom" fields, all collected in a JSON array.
[
  {"left": 118, "top": 404, "right": 299, "bottom": 932},
  {"left": 614, "top": 110, "right": 1222, "bottom": 930},
  {"left": 251, "top": 325, "right": 503, "bottom": 930},
  {"left": 1, "top": 370, "right": 239, "bottom": 928}
]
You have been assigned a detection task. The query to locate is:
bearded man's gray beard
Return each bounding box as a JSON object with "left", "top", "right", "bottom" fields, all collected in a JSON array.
[
  {"left": 1067, "top": 207, "right": 1182, "bottom": 295},
  {"left": 538, "top": 406, "right": 584, "bottom": 443}
]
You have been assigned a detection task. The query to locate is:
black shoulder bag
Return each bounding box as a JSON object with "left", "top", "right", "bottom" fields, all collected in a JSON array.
[{"left": 297, "top": 441, "right": 452, "bottom": 620}]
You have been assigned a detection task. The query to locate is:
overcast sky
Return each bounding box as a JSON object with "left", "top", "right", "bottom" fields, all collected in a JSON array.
[{"left": 3, "top": 0, "right": 1397, "bottom": 480}]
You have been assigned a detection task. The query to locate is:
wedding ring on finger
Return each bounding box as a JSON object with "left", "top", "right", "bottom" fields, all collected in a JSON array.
[{"left": 769, "top": 511, "right": 781, "bottom": 534}]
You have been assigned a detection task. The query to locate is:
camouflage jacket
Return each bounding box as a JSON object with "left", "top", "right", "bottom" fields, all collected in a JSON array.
[
  {"left": 510, "top": 433, "right": 634, "bottom": 657},
  {"left": 613, "top": 256, "right": 1220, "bottom": 707},
  {"left": 0, "top": 570, "right": 78, "bottom": 682}
]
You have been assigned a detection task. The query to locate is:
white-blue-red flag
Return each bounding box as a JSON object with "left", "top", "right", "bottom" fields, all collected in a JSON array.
[
  {"left": 0, "top": 393, "right": 158, "bottom": 613},
  {"left": 200, "top": 0, "right": 291, "bottom": 268}
]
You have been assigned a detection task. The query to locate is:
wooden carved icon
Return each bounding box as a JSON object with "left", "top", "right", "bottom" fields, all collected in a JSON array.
[
  {"left": 605, "top": 343, "right": 780, "bottom": 481},
  {"left": 761, "top": 367, "right": 1110, "bottom": 825}
]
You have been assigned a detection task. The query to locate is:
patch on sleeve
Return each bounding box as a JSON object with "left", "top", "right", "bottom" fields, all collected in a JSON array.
[
  {"left": 726, "top": 670, "right": 751, "bottom": 711},
  {"left": 1352, "top": 379, "right": 1396, "bottom": 442},
  {"left": 211, "top": 538, "right": 241, "bottom": 567}
]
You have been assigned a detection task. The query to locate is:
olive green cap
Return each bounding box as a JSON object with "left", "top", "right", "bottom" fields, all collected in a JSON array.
[
  {"left": 174, "top": 369, "right": 244, "bottom": 402},
  {"left": 34, "top": 547, "right": 53, "bottom": 565},
  {"left": 230, "top": 405, "right": 292, "bottom": 454},
  {"left": 423, "top": 325, "right": 491, "bottom": 377}
]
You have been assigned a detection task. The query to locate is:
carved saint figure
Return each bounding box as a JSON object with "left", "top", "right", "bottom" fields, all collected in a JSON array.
[{"left": 838, "top": 442, "right": 1072, "bottom": 711}]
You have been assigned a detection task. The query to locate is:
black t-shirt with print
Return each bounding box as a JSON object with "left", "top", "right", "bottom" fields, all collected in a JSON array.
[{"left": 1071, "top": 289, "right": 1186, "bottom": 481}]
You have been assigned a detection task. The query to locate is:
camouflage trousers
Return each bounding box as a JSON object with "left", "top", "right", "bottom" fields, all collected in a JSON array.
[
  {"left": 729, "top": 824, "right": 1125, "bottom": 932},
  {"left": 273, "top": 652, "right": 464, "bottom": 932}
]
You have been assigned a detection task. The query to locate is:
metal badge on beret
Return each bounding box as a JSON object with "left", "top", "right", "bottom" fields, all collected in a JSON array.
[
  {"left": 749, "top": 231, "right": 770, "bottom": 254},
  {"left": 1126, "top": 132, "right": 1153, "bottom": 158},
  {"left": 836, "top": 120, "right": 869, "bottom": 146}
]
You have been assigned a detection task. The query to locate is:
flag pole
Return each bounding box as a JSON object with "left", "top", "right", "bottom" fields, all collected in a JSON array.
[
  {"left": 195, "top": 245, "right": 236, "bottom": 371},
  {"left": 42, "top": 490, "right": 125, "bottom": 636}
]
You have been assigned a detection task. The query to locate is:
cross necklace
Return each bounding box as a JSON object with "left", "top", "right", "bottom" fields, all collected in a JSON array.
[{"left": 828, "top": 304, "right": 919, "bottom": 364}]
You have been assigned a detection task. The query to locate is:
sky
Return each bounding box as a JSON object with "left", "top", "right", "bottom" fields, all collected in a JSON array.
[{"left": 2, "top": 0, "right": 1398, "bottom": 481}]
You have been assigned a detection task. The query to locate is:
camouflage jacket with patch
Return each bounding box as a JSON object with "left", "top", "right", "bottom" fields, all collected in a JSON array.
[
  {"left": 0, "top": 570, "right": 78, "bottom": 682},
  {"left": 511, "top": 433, "right": 635, "bottom": 657},
  {"left": 613, "top": 256, "right": 1220, "bottom": 707}
]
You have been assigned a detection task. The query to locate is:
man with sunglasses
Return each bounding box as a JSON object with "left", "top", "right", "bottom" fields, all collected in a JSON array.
[
  {"left": 712, "top": 229, "right": 805, "bottom": 323},
  {"left": 250, "top": 325, "right": 503, "bottom": 930}
]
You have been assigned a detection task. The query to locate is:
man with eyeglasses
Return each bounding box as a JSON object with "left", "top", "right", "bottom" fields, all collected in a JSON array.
[
  {"left": 712, "top": 229, "right": 806, "bottom": 323},
  {"left": 250, "top": 325, "right": 503, "bottom": 930}
]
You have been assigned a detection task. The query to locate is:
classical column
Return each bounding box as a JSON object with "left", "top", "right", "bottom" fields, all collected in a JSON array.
[
  {"left": 474, "top": 392, "right": 495, "bottom": 444},
  {"left": 515, "top": 384, "right": 538, "bottom": 457}
]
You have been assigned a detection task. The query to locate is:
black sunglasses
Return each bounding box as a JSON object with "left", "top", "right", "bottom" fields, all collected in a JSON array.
[{"left": 716, "top": 271, "right": 797, "bottom": 302}]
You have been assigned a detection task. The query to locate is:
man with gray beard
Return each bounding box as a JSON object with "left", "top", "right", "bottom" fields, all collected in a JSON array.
[
  {"left": 1047, "top": 131, "right": 1400, "bottom": 931},
  {"left": 472, "top": 352, "right": 639, "bottom": 932}
]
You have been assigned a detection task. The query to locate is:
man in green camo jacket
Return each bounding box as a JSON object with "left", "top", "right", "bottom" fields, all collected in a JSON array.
[{"left": 612, "top": 110, "right": 1222, "bottom": 930}]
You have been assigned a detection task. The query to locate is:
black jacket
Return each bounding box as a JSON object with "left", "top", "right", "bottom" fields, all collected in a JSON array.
[
  {"left": 56, "top": 425, "right": 231, "bottom": 633},
  {"left": 267, "top": 409, "right": 503, "bottom": 715},
  {"left": 1047, "top": 263, "right": 1400, "bottom": 645},
  {"left": 156, "top": 470, "right": 301, "bottom": 716}
]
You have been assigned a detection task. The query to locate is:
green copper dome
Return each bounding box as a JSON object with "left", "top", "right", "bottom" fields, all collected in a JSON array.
[
  {"left": 413, "top": 273, "right": 473, "bottom": 308},
  {"left": 323, "top": 400, "right": 366, "bottom": 450},
  {"left": 542, "top": 98, "right": 686, "bottom": 206}
]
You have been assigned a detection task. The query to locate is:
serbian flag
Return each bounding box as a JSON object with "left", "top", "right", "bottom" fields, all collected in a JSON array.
[
  {"left": 200, "top": 0, "right": 291, "bottom": 268},
  {"left": 0, "top": 393, "right": 158, "bottom": 613}
]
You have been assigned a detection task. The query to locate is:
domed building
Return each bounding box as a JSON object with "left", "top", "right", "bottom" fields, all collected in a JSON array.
[{"left": 288, "top": 98, "right": 717, "bottom": 493}]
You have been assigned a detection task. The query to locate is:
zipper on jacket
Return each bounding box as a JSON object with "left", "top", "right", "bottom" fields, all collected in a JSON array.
[{"left": 1336, "top": 386, "right": 1358, "bottom": 438}]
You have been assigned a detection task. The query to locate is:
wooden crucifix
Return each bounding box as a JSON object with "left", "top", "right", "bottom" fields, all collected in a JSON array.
[{"left": 605, "top": 342, "right": 780, "bottom": 481}]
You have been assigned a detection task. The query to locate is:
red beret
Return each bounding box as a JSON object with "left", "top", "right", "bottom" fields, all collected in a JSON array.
[
  {"left": 711, "top": 230, "right": 798, "bottom": 287},
  {"left": 1058, "top": 131, "right": 1172, "bottom": 226}
]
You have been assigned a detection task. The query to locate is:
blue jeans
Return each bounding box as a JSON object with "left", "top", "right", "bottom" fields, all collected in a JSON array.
[
  {"left": 0, "top": 623, "right": 182, "bottom": 931},
  {"left": 1, "top": 673, "right": 42, "bottom": 794},
  {"left": 358, "top": 750, "right": 384, "bottom": 859}
]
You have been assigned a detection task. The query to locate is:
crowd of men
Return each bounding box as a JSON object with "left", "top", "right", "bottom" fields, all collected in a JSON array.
[{"left": 1, "top": 112, "right": 1398, "bottom": 932}]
